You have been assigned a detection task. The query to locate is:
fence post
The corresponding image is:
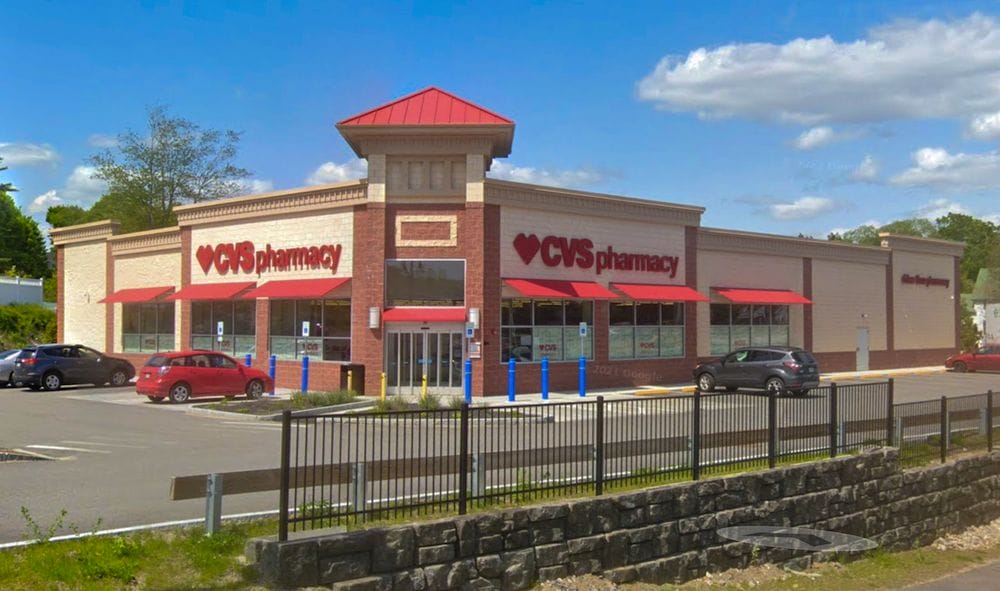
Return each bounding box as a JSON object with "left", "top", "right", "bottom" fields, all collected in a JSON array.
[
  {"left": 940, "top": 396, "right": 948, "bottom": 464},
  {"left": 351, "top": 463, "right": 367, "bottom": 513},
  {"left": 767, "top": 388, "right": 777, "bottom": 469},
  {"left": 300, "top": 356, "right": 310, "bottom": 393},
  {"left": 464, "top": 359, "right": 472, "bottom": 404},
  {"left": 278, "top": 410, "right": 291, "bottom": 542},
  {"left": 507, "top": 358, "right": 516, "bottom": 403},
  {"left": 886, "top": 378, "right": 895, "bottom": 447},
  {"left": 578, "top": 357, "right": 586, "bottom": 398},
  {"left": 541, "top": 357, "right": 549, "bottom": 402},
  {"left": 205, "top": 473, "right": 223, "bottom": 535},
  {"left": 829, "top": 382, "right": 838, "bottom": 458},
  {"left": 595, "top": 396, "right": 605, "bottom": 495},
  {"left": 269, "top": 354, "right": 277, "bottom": 396},
  {"left": 458, "top": 402, "right": 470, "bottom": 515},
  {"left": 989, "top": 390, "right": 995, "bottom": 452},
  {"left": 692, "top": 389, "right": 701, "bottom": 481}
]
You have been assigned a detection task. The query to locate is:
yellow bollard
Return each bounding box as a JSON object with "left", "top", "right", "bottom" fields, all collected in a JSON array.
[
  {"left": 421, "top": 374, "right": 428, "bottom": 401},
  {"left": 380, "top": 372, "right": 387, "bottom": 401},
  {"left": 346, "top": 369, "right": 353, "bottom": 393}
]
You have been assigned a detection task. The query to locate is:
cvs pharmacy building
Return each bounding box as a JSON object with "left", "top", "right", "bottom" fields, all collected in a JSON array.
[{"left": 52, "top": 88, "right": 964, "bottom": 396}]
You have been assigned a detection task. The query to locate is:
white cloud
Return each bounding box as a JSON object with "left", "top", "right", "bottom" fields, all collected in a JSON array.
[
  {"left": 828, "top": 219, "right": 883, "bottom": 236},
  {"left": 890, "top": 147, "right": 1000, "bottom": 191},
  {"left": 850, "top": 155, "right": 880, "bottom": 182},
  {"left": 236, "top": 179, "right": 274, "bottom": 194},
  {"left": 87, "top": 134, "right": 119, "bottom": 148},
  {"left": 767, "top": 196, "right": 837, "bottom": 220},
  {"left": 984, "top": 214, "right": 1000, "bottom": 225},
  {"left": 790, "top": 126, "right": 860, "bottom": 150},
  {"left": 306, "top": 159, "right": 368, "bottom": 185},
  {"left": 28, "top": 190, "right": 63, "bottom": 214},
  {"left": 637, "top": 13, "right": 1000, "bottom": 125},
  {"left": 914, "top": 198, "right": 969, "bottom": 220},
  {"left": 0, "top": 142, "right": 59, "bottom": 166},
  {"left": 487, "top": 161, "right": 608, "bottom": 188}
]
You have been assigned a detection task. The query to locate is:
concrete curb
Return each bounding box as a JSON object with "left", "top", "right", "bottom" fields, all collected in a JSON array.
[{"left": 187, "top": 398, "right": 375, "bottom": 421}]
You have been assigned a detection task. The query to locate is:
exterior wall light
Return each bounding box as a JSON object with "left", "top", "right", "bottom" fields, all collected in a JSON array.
[
  {"left": 368, "top": 307, "right": 380, "bottom": 329},
  {"left": 468, "top": 307, "right": 480, "bottom": 329}
]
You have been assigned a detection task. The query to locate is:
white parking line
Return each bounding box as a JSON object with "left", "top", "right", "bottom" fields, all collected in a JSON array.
[
  {"left": 60, "top": 440, "right": 148, "bottom": 449},
  {"left": 25, "top": 444, "right": 112, "bottom": 454}
]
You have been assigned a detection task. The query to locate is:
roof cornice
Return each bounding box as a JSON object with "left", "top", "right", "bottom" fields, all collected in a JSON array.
[
  {"left": 108, "top": 227, "right": 181, "bottom": 256},
  {"left": 879, "top": 233, "right": 965, "bottom": 257},
  {"left": 174, "top": 181, "right": 367, "bottom": 226},
  {"left": 50, "top": 219, "right": 120, "bottom": 246},
  {"left": 699, "top": 227, "right": 891, "bottom": 265},
  {"left": 484, "top": 179, "right": 703, "bottom": 226}
]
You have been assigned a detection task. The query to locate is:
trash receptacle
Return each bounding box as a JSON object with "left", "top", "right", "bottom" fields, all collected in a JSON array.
[{"left": 340, "top": 364, "right": 365, "bottom": 394}]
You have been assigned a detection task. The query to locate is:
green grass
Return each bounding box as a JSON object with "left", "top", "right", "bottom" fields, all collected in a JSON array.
[{"left": 0, "top": 519, "right": 276, "bottom": 591}]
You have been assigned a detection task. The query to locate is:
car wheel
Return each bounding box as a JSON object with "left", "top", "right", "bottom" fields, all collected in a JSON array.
[
  {"left": 168, "top": 383, "right": 191, "bottom": 404},
  {"left": 109, "top": 368, "right": 130, "bottom": 387},
  {"left": 953, "top": 361, "right": 968, "bottom": 373},
  {"left": 42, "top": 371, "right": 63, "bottom": 391},
  {"left": 765, "top": 376, "right": 785, "bottom": 396},
  {"left": 697, "top": 373, "right": 716, "bottom": 392},
  {"left": 147, "top": 396, "right": 164, "bottom": 403},
  {"left": 246, "top": 379, "right": 265, "bottom": 400}
]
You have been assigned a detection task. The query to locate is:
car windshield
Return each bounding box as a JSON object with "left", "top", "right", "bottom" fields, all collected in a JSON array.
[
  {"left": 145, "top": 355, "right": 170, "bottom": 367},
  {"left": 18, "top": 349, "right": 37, "bottom": 359},
  {"left": 791, "top": 351, "right": 816, "bottom": 364}
]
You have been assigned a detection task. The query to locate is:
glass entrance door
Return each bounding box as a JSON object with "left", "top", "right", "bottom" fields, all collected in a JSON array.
[{"left": 386, "top": 330, "right": 464, "bottom": 396}]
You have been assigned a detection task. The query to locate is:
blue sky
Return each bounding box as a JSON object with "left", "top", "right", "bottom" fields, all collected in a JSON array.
[{"left": 4, "top": 1, "right": 1000, "bottom": 237}]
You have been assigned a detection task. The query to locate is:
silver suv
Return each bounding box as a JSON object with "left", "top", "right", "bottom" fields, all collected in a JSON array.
[{"left": 692, "top": 346, "right": 820, "bottom": 396}]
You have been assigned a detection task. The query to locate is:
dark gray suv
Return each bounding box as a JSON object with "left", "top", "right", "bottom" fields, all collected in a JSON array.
[
  {"left": 692, "top": 346, "right": 820, "bottom": 396},
  {"left": 14, "top": 344, "right": 135, "bottom": 391}
]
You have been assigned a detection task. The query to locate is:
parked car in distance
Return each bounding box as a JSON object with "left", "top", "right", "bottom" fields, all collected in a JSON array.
[
  {"left": 692, "top": 346, "right": 820, "bottom": 396},
  {"left": 946, "top": 344, "right": 1000, "bottom": 373},
  {"left": 0, "top": 349, "right": 22, "bottom": 387},
  {"left": 14, "top": 344, "right": 135, "bottom": 391},
  {"left": 136, "top": 351, "right": 272, "bottom": 403}
]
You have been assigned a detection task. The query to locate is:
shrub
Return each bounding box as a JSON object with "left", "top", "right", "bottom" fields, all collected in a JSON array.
[
  {"left": 289, "top": 390, "right": 356, "bottom": 409},
  {"left": 372, "top": 397, "right": 409, "bottom": 413},
  {"left": 0, "top": 303, "right": 55, "bottom": 349}
]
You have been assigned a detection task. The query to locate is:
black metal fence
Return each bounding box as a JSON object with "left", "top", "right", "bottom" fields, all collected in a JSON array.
[
  {"left": 895, "top": 390, "right": 997, "bottom": 466},
  {"left": 277, "top": 380, "right": 906, "bottom": 540}
]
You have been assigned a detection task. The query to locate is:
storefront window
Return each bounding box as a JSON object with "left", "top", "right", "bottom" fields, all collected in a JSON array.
[
  {"left": 609, "top": 302, "right": 685, "bottom": 359},
  {"left": 385, "top": 260, "right": 464, "bottom": 306},
  {"left": 269, "top": 299, "right": 351, "bottom": 361},
  {"left": 710, "top": 304, "right": 790, "bottom": 355},
  {"left": 122, "top": 303, "right": 175, "bottom": 352},
  {"left": 500, "top": 299, "right": 593, "bottom": 362},
  {"left": 191, "top": 301, "right": 256, "bottom": 356}
]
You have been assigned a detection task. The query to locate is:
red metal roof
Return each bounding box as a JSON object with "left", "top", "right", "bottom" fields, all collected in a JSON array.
[
  {"left": 611, "top": 283, "right": 709, "bottom": 302},
  {"left": 504, "top": 279, "right": 618, "bottom": 299},
  {"left": 99, "top": 286, "right": 174, "bottom": 304},
  {"left": 714, "top": 287, "right": 813, "bottom": 305},
  {"left": 242, "top": 278, "right": 350, "bottom": 300},
  {"left": 338, "top": 87, "right": 513, "bottom": 126},
  {"left": 164, "top": 282, "right": 256, "bottom": 301},
  {"left": 382, "top": 307, "right": 467, "bottom": 323}
]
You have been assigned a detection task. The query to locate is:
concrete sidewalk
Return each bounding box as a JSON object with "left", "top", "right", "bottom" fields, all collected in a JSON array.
[{"left": 905, "top": 558, "right": 1000, "bottom": 590}]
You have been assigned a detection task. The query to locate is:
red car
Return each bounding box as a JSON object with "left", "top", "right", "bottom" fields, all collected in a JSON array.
[
  {"left": 136, "top": 351, "right": 272, "bottom": 403},
  {"left": 945, "top": 344, "right": 1000, "bottom": 373}
]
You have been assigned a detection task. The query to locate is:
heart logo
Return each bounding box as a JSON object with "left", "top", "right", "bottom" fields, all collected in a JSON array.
[
  {"left": 513, "top": 233, "right": 540, "bottom": 265},
  {"left": 196, "top": 245, "right": 214, "bottom": 274}
]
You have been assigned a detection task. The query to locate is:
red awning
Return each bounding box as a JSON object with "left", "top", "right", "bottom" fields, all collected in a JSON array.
[
  {"left": 382, "top": 307, "right": 467, "bottom": 323},
  {"left": 503, "top": 278, "right": 618, "bottom": 299},
  {"left": 165, "top": 281, "right": 256, "bottom": 301},
  {"left": 242, "top": 277, "right": 350, "bottom": 299},
  {"left": 611, "top": 283, "right": 708, "bottom": 302},
  {"left": 714, "top": 287, "right": 812, "bottom": 305},
  {"left": 98, "top": 286, "right": 174, "bottom": 304}
]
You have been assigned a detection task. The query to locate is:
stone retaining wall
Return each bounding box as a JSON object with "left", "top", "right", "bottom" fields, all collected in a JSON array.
[{"left": 249, "top": 449, "right": 1000, "bottom": 589}]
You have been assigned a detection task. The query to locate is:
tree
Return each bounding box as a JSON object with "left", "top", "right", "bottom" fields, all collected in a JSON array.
[
  {"left": 0, "top": 156, "right": 14, "bottom": 194},
  {"left": 89, "top": 106, "right": 251, "bottom": 230},
  {"left": 0, "top": 193, "right": 49, "bottom": 278},
  {"left": 935, "top": 213, "right": 1000, "bottom": 292},
  {"left": 828, "top": 224, "right": 880, "bottom": 246}
]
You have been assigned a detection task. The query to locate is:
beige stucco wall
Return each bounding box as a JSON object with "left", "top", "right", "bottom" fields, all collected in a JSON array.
[
  {"left": 499, "top": 207, "right": 687, "bottom": 285},
  {"left": 893, "top": 250, "right": 956, "bottom": 350},
  {"left": 190, "top": 210, "right": 353, "bottom": 284},
  {"left": 63, "top": 241, "right": 108, "bottom": 349},
  {"left": 112, "top": 251, "right": 182, "bottom": 352},
  {"left": 696, "top": 250, "right": 804, "bottom": 357},
  {"left": 811, "top": 259, "right": 888, "bottom": 353}
]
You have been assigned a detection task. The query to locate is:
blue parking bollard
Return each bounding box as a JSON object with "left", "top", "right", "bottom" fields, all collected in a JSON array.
[
  {"left": 464, "top": 358, "right": 472, "bottom": 404},
  {"left": 578, "top": 356, "right": 586, "bottom": 397},
  {"left": 244, "top": 353, "right": 252, "bottom": 368},
  {"left": 508, "top": 358, "right": 516, "bottom": 403},
  {"left": 268, "top": 354, "right": 276, "bottom": 396},
  {"left": 300, "top": 356, "right": 310, "bottom": 393},
  {"left": 541, "top": 357, "right": 549, "bottom": 401}
]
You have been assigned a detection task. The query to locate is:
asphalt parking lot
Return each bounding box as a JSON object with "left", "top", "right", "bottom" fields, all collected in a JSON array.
[{"left": 0, "top": 370, "right": 998, "bottom": 545}]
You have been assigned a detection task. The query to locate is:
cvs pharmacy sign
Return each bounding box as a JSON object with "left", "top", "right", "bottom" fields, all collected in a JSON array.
[
  {"left": 196, "top": 241, "right": 343, "bottom": 276},
  {"left": 513, "top": 233, "right": 679, "bottom": 278}
]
